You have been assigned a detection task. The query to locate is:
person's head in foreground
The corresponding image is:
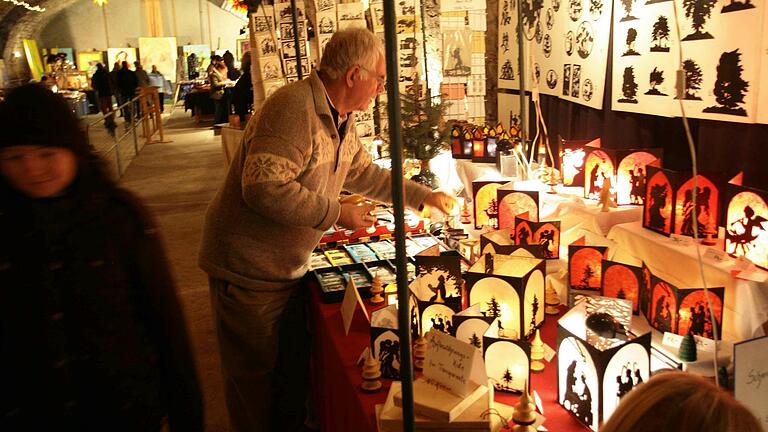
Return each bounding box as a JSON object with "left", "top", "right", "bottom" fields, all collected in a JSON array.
[{"left": 600, "top": 370, "right": 764, "bottom": 432}]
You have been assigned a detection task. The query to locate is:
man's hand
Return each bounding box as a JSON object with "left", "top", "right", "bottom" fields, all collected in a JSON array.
[
  {"left": 337, "top": 202, "right": 376, "bottom": 230},
  {"left": 422, "top": 191, "right": 457, "bottom": 216}
]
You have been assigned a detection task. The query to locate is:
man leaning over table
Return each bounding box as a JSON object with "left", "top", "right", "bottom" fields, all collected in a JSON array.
[{"left": 199, "top": 28, "right": 455, "bottom": 432}]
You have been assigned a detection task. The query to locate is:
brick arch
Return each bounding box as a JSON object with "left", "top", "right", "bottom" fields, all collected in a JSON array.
[{"left": 0, "top": 0, "right": 81, "bottom": 81}]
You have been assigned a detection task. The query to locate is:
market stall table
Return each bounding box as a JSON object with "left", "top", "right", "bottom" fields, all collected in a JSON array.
[{"left": 309, "top": 281, "right": 590, "bottom": 431}]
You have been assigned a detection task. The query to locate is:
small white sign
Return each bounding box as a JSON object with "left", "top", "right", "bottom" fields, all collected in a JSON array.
[
  {"left": 704, "top": 247, "right": 728, "bottom": 263},
  {"left": 661, "top": 332, "right": 715, "bottom": 353},
  {"left": 423, "top": 330, "right": 486, "bottom": 397},
  {"left": 543, "top": 342, "right": 556, "bottom": 362},
  {"left": 669, "top": 233, "right": 694, "bottom": 247},
  {"left": 341, "top": 278, "right": 369, "bottom": 335},
  {"left": 734, "top": 336, "right": 768, "bottom": 431}
]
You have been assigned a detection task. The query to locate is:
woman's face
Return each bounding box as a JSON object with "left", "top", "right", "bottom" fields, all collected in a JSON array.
[{"left": 0, "top": 145, "right": 78, "bottom": 198}]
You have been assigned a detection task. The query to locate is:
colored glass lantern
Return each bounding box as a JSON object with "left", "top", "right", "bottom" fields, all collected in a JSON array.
[
  {"left": 450, "top": 124, "right": 465, "bottom": 158},
  {"left": 462, "top": 128, "right": 474, "bottom": 158},
  {"left": 514, "top": 216, "right": 561, "bottom": 259},
  {"left": 497, "top": 187, "right": 539, "bottom": 230},
  {"left": 724, "top": 174, "right": 768, "bottom": 270},
  {"left": 557, "top": 295, "right": 651, "bottom": 431},
  {"left": 465, "top": 251, "right": 546, "bottom": 340},
  {"left": 472, "top": 180, "right": 507, "bottom": 229},
  {"left": 643, "top": 166, "right": 721, "bottom": 237}
]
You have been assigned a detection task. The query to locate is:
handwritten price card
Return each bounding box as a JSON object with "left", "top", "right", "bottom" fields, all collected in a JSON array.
[
  {"left": 734, "top": 335, "right": 768, "bottom": 430},
  {"left": 424, "top": 330, "right": 486, "bottom": 397}
]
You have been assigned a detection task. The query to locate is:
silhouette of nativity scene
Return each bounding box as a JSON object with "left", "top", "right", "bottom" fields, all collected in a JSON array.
[{"left": 563, "top": 360, "right": 594, "bottom": 425}]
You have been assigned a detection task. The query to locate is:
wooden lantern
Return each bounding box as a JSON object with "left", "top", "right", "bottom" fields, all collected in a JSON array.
[
  {"left": 514, "top": 216, "right": 562, "bottom": 259},
  {"left": 642, "top": 271, "right": 725, "bottom": 339},
  {"left": 558, "top": 295, "right": 651, "bottom": 431},
  {"left": 465, "top": 251, "right": 546, "bottom": 340},
  {"left": 601, "top": 260, "right": 643, "bottom": 314},
  {"left": 643, "top": 166, "right": 721, "bottom": 237},
  {"left": 450, "top": 124, "right": 465, "bottom": 158},
  {"left": 568, "top": 242, "right": 608, "bottom": 291},
  {"left": 471, "top": 127, "right": 490, "bottom": 162},
  {"left": 451, "top": 303, "right": 496, "bottom": 352},
  {"left": 472, "top": 180, "right": 507, "bottom": 230},
  {"left": 497, "top": 187, "right": 540, "bottom": 230},
  {"left": 410, "top": 255, "right": 463, "bottom": 336},
  {"left": 483, "top": 319, "right": 531, "bottom": 393},
  {"left": 370, "top": 299, "right": 419, "bottom": 380},
  {"left": 724, "top": 174, "right": 768, "bottom": 270}
]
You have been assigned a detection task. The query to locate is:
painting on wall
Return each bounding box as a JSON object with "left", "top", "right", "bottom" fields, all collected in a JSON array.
[
  {"left": 42, "top": 48, "right": 75, "bottom": 66},
  {"left": 75, "top": 50, "right": 104, "bottom": 78},
  {"left": 23, "top": 39, "right": 45, "bottom": 81},
  {"left": 181, "top": 45, "right": 210, "bottom": 80},
  {"left": 139, "top": 37, "right": 178, "bottom": 81},
  {"left": 107, "top": 48, "right": 138, "bottom": 68}
]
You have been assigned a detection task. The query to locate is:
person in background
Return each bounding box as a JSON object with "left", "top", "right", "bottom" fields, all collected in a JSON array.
[
  {"left": 199, "top": 28, "right": 455, "bottom": 432},
  {"left": 109, "top": 62, "right": 121, "bottom": 114},
  {"left": 148, "top": 65, "right": 166, "bottom": 113},
  {"left": 230, "top": 51, "right": 253, "bottom": 124},
  {"left": 0, "top": 84, "right": 203, "bottom": 431},
  {"left": 208, "top": 56, "right": 229, "bottom": 125},
  {"left": 223, "top": 50, "right": 240, "bottom": 81},
  {"left": 116, "top": 61, "right": 137, "bottom": 123},
  {"left": 90, "top": 63, "right": 116, "bottom": 130},
  {"left": 600, "top": 371, "right": 763, "bottom": 432},
  {"left": 134, "top": 61, "right": 150, "bottom": 89}
]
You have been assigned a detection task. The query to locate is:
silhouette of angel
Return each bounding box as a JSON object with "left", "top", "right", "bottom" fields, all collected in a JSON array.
[
  {"left": 379, "top": 339, "right": 401, "bottom": 379},
  {"left": 727, "top": 205, "right": 767, "bottom": 255}
]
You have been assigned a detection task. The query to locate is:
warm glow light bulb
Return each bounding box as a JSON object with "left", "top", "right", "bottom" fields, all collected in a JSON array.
[{"left": 93, "top": 0, "right": 107, "bottom": 5}]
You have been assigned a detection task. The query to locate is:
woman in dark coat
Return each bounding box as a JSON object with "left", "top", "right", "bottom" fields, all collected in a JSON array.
[{"left": 0, "top": 84, "right": 203, "bottom": 431}]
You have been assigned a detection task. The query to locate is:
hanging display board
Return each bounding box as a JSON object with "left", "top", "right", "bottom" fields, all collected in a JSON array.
[
  {"left": 611, "top": 0, "right": 766, "bottom": 124},
  {"left": 500, "top": 0, "right": 613, "bottom": 109}
]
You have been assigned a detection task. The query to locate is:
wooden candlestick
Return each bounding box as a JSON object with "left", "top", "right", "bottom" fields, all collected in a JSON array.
[
  {"left": 413, "top": 336, "right": 427, "bottom": 371},
  {"left": 544, "top": 279, "right": 561, "bottom": 315},
  {"left": 530, "top": 329, "right": 545, "bottom": 372},
  {"left": 361, "top": 351, "right": 382, "bottom": 393},
  {"left": 369, "top": 275, "right": 385, "bottom": 304}
]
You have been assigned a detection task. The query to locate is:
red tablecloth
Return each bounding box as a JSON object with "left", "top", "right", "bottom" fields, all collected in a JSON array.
[{"left": 310, "top": 284, "right": 590, "bottom": 431}]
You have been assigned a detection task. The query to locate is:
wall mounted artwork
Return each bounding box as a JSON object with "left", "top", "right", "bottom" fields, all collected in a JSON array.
[
  {"left": 75, "top": 50, "right": 103, "bottom": 78},
  {"left": 107, "top": 48, "right": 137, "bottom": 68},
  {"left": 139, "top": 37, "right": 178, "bottom": 80}
]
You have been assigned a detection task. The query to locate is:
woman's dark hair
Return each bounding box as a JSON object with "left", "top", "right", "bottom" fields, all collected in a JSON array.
[{"left": 0, "top": 84, "right": 117, "bottom": 200}]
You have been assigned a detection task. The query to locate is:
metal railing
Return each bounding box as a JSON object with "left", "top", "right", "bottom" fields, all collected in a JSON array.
[{"left": 86, "top": 88, "right": 167, "bottom": 177}]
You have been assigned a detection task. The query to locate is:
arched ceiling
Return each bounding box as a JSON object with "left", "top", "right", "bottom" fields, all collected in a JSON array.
[{"left": 1, "top": 0, "right": 82, "bottom": 80}]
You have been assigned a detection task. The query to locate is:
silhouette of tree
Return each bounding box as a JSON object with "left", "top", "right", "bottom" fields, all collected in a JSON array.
[
  {"left": 624, "top": 28, "right": 639, "bottom": 55},
  {"left": 618, "top": 67, "right": 638, "bottom": 103},
  {"left": 721, "top": 0, "right": 754, "bottom": 13},
  {"left": 620, "top": 0, "right": 637, "bottom": 20},
  {"left": 581, "top": 265, "right": 595, "bottom": 288},
  {"left": 645, "top": 67, "right": 667, "bottom": 95},
  {"left": 469, "top": 332, "right": 482, "bottom": 348},
  {"left": 682, "top": 0, "right": 717, "bottom": 40},
  {"left": 502, "top": 367, "right": 514, "bottom": 387},
  {"left": 703, "top": 49, "right": 749, "bottom": 116},
  {"left": 530, "top": 294, "right": 540, "bottom": 329},
  {"left": 651, "top": 16, "right": 670, "bottom": 52},
  {"left": 681, "top": 59, "right": 703, "bottom": 100},
  {"left": 617, "top": 287, "right": 627, "bottom": 299},
  {"left": 487, "top": 296, "right": 502, "bottom": 318}
]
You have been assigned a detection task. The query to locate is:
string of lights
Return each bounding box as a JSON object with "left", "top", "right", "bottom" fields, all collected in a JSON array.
[{"left": 2, "top": 0, "right": 45, "bottom": 12}]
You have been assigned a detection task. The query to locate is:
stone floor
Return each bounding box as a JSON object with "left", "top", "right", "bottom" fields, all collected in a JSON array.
[{"left": 107, "top": 108, "right": 229, "bottom": 431}]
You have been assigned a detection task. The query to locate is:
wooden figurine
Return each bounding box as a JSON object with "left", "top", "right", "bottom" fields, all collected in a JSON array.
[
  {"left": 413, "top": 336, "right": 427, "bottom": 371},
  {"left": 599, "top": 177, "right": 617, "bottom": 212},
  {"left": 369, "top": 275, "right": 385, "bottom": 304},
  {"left": 361, "top": 351, "right": 383, "bottom": 393},
  {"left": 544, "top": 279, "right": 561, "bottom": 315},
  {"left": 701, "top": 230, "right": 718, "bottom": 246},
  {"left": 530, "top": 329, "right": 545, "bottom": 372},
  {"left": 511, "top": 381, "right": 538, "bottom": 431}
]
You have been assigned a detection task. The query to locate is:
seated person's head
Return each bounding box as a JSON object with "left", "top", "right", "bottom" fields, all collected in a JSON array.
[{"left": 601, "top": 370, "right": 764, "bottom": 432}]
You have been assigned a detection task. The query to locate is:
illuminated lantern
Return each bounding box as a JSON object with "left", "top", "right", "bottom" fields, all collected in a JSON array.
[
  {"left": 485, "top": 126, "right": 499, "bottom": 162},
  {"left": 643, "top": 166, "right": 721, "bottom": 238},
  {"left": 451, "top": 303, "right": 496, "bottom": 352},
  {"left": 370, "top": 298, "right": 421, "bottom": 380},
  {"left": 480, "top": 228, "right": 546, "bottom": 257},
  {"left": 450, "top": 124, "right": 465, "bottom": 158},
  {"left": 465, "top": 251, "right": 546, "bottom": 340},
  {"left": 643, "top": 273, "right": 724, "bottom": 338},
  {"left": 497, "top": 187, "right": 539, "bottom": 230},
  {"left": 462, "top": 128, "right": 474, "bottom": 158},
  {"left": 584, "top": 147, "right": 662, "bottom": 204},
  {"left": 483, "top": 319, "right": 531, "bottom": 393},
  {"left": 568, "top": 239, "right": 608, "bottom": 292},
  {"left": 514, "top": 216, "right": 562, "bottom": 259},
  {"left": 471, "top": 127, "right": 487, "bottom": 160},
  {"left": 472, "top": 180, "right": 507, "bottom": 229},
  {"left": 558, "top": 295, "right": 651, "bottom": 431},
  {"left": 559, "top": 137, "right": 599, "bottom": 187},
  {"left": 724, "top": 174, "right": 768, "bottom": 270},
  {"left": 601, "top": 260, "right": 643, "bottom": 314}
]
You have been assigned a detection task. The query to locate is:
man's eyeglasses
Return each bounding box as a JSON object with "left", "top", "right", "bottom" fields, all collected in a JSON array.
[{"left": 358, "top": 65, "right": 386, "bottom": 87}]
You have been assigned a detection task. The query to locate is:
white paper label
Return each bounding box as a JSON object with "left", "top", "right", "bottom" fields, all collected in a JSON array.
[
  {"left": 735, "top": 336, "right": 768, "bottom": 431},
  {"left": 423, "top": 330, "right": 485, "bottom": 397},
  {"left": 543, "top": 342, "right": 556, "bottom": 362},
  {"left": 341, "top": 278, "right": 368, "bottom": 335},
  {"left": 669, "top": 233, "right": 694, "bottom": 247},
  {"left": 662, "top": 332, "right": 715, "bottom": 353},
  {"left": 704, "top": 247, "right": 728, "bottom": 263}
]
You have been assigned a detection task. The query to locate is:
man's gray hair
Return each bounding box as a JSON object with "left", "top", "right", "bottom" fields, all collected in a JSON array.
[{"left": 318, "top": 28, "right": 384, "bottom": 80}]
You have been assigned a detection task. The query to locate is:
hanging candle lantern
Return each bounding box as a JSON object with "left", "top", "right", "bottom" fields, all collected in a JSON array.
[
  {"left": 451, "top": 124, "right": 465, "bottom": 159},
  {"left": 472, "top": 127, "right": 486, "bottom": 160},
  {"left": 462, "top": 127, "right": 474, "bottom": 158}
]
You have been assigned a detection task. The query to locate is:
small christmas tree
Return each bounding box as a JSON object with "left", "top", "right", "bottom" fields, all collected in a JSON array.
[
  {"left": 361, "top": 350, "right": 382, "bottom": 393},
  {"left": 469, "top": 332, "right": 482, "bottom": 348},
  {"left": 678, "top": 331, "right": 697, "bottom": 362}
]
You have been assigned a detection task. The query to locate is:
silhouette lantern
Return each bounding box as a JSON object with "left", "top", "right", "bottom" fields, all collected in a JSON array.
[
  {"left": 643, "top": 166, "right": 721, "bottom": 237},
  {"left": 584, "top": 147, "right": 663, "bottom": 205},
  {"left": 557, "top": 295, "right": 651, "bottom": 431},
  {"left": 482, "top": 318, "right": 531, "bottom": 394},
  {"left": 724, "top": 173, "right": 768, "bottom": 270},
  {"left": 641, "top": 268, "right": 725, "bottom": 339},
  {"left": 473, "top": 180, "right": 507, "bottom": 230},
  {"left": 465, "top": 250, "right": 546, "bottom": 340},
  {"left": 568, "top": 238, "right": 608, "bottom": 292},
  {"left": 601, "top": 260, "right": 643, "bottom": 314},
  {"left": 514, "top": 216, "right": 562, "bottom": 259},
  {"left": 558, "top": 137, "right": 599, "bottom": 187},
  {"left": 411, "top": 255, "right": 464, "bottom": 336},
  {"left": 451, "top": 303, "right": 496, "bottom": 352},
  {"left": 370, "top": 303, "right": 409, "bottom": 380},
  {"left": 497, "top": 187, "right": 540, "bottom": 230}
]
